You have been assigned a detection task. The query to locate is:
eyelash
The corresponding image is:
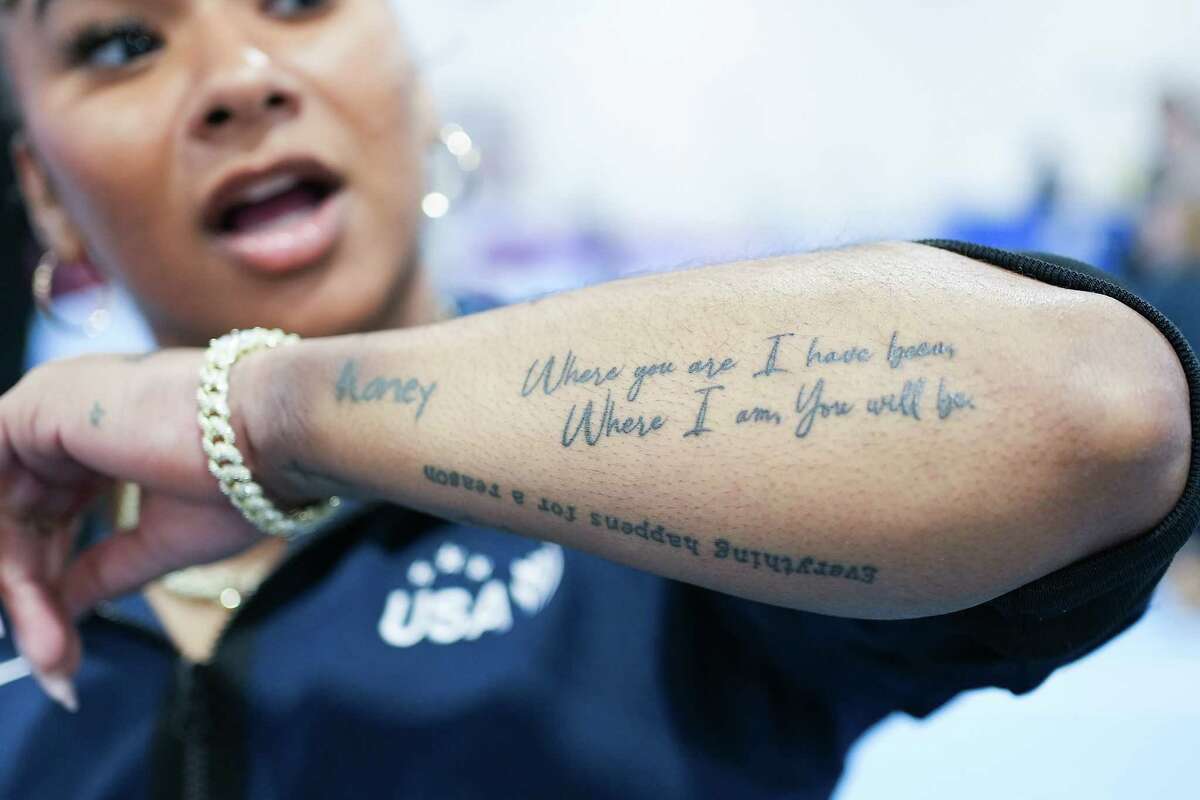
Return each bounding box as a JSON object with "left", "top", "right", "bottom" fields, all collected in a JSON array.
[
  {"left": 66, "top": 19, "right": 163, "bottom": 70},
  {"left": 262, "top": 0, "right": 330, "bottom": 16},
  {"left": 62, "top": 0, "right": 333, "bottom": 71}
]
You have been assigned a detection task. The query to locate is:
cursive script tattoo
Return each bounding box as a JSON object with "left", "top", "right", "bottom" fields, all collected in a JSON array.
[
  {"left": 794, "top": 379, "right": 854, "bottom": 438},
  {"left": 561, "top": 391, "right": 667, "bottom": 448},
  {"left": 736, "top": 406, "right": 783, "bottom": 426},
  {"left": 806, "top": 337, "right": 872, "bottom": 368},
  {"left": 518, "top": 327, "right": 975, "bottom": 448},
  {"left": 628, "top": 360, "right": 676, "bottom": 402},
  {"left": 684, "top": 385, "right": 725, "bottom": 438},
  {"left": 866, "top": 378, "right": 926, "bottom": 420},
  {"left": 754, "top": 333, "right": 794, "bottom": 378},
  {"left": 886, "top": 331, "right": 957, "bottom": 370},
  {"left": 121, "top": 351, "right": 158, "bottom": 364},
  {"left": 521, "top": 351, "right": 624, "bottom": 398},
  {"left": 687, "top": 356, "right": 738, "bottom": 381},
  {"left": 936, "top": 378, "right": 976, "bottom": 420},
  {"left": 335, "top": 359, "right": 437, "bottom": 420}
]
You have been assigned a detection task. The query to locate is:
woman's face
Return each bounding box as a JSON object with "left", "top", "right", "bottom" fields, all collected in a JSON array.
[{"left": 2, "top": 0, "right": 430, "bottom": 345}]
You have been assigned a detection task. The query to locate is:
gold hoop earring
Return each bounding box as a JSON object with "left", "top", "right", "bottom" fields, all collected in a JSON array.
[
  {"left": 32, "top": 252, "right": 113, "bottom": 338},
  {"left": 422, "top": 123, "right": 482, "bottom": 220}
]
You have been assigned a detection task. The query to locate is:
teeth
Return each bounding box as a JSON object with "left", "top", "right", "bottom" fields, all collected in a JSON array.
[{"left": 236, "top": 174, "right": 303, "bottom": 206}]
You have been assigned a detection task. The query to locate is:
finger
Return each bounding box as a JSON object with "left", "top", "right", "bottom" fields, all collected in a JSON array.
[
  {"left": 0, "top": 419, "right": 100, "bottom": 494},
  {"left": 0, "top": 511, "right": 82, "bottom": 709},
  {"left": 0, "top": 577, "right": 79, "bottom": 712},
  {"left": 1, "top": 472, "right": 48, "bottom": 519},
  {"left": 62, "top": 492, "right": 263, "bottom": 619},
  {"left": 60, "top": 527, "right": 169, "bottom": 622},
  {"left": 1, "top": 477, "right": 96, "bottom": 589},
  {"left": 42, "top": 515, "right": 85, "bottom": 582},
  {"left": 1, "top": 472, "right": 82, "bottom": 528}
]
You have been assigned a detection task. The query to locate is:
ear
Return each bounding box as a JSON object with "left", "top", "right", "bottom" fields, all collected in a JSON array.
[{"left": 10, "top": 132, "right": 87, "bottom": 263}]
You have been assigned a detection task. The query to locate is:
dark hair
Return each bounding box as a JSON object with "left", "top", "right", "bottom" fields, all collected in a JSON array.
[
  {"left": 0, "top": 0, "right": 20, "bottom": 121},
  {"left": 0, "top": 122, "right": 33, "bottom": 392},
  {"left": 0, "top": 21, "right": 35, "bottom": 391}
]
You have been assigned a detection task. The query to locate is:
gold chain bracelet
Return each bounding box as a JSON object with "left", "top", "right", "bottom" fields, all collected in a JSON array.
[{"left": 197, "top": 327, "right": 340, "bottom": 539}]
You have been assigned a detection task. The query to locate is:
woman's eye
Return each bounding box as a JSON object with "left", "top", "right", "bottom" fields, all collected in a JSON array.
[
  {"left": 263, "top": 0, "right": 331, "bottom": 18},
  {"left": 68, "top": 22, "right": 163, "bottom": 70}
]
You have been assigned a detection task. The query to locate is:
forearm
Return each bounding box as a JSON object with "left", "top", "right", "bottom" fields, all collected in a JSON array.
[{"left": 250, "top": 242, "right": 1191, "bottom": 619}]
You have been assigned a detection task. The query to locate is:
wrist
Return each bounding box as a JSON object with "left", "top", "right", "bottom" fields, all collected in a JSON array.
[
  {"left": 233, "top": 335, "right": 362, "bottom": 506},
  {"left": 228, "top": 337, "right": 314, "bottom": 505}
]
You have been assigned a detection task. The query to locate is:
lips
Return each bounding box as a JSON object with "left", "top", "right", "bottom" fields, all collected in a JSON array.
[{"left": 201, "top": 158, "right": 348, "bottom": 275}]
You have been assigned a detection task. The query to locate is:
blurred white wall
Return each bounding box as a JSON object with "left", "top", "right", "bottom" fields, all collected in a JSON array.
[{"left": 398, "top": 0, "right": 1200, "bottom": 245}]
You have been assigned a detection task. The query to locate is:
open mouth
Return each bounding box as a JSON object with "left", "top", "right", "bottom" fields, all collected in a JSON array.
[
  {"left": 203, "top": 159, "right": 348, "bottom": 274},
  {"left": 213, "top": 173, "right": 340, "bottom": 232}
]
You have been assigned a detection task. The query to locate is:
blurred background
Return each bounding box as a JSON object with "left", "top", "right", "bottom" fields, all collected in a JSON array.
[
  {"left": 403, "top": 0, "right": 1200, "bottom": 296},
  {"left": 5, "top": 1, "right": 1199, "bottom": 797}
]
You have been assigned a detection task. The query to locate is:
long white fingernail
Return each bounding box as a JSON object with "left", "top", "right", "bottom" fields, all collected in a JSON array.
[{"left": 36, "top": 673, "right": 79, "bottom": 713}]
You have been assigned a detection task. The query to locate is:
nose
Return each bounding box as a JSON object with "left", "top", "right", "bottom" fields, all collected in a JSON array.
[{"left": 187, "top": 46, "right": 301, "bottom": 143}]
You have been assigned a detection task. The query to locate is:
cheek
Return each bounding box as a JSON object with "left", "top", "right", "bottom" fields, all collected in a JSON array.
[
  {"left": 308, "top": 26, "right": 426, "bottom": 242},
  {"left": 308, "top": 11, "right": 423, "bottom": 164},
  {"left": 33, "top": 93, "right": 182, "bottom": 268}
]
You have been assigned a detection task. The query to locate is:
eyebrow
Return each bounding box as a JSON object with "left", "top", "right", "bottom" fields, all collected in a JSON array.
[{"left": 0, "top": 0, "right": 64, "bottom": 22}]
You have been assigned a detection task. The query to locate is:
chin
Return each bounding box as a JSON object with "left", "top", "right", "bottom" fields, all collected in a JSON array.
[{"left": 267, "top": 254, "right": 419, "bottom": 339}]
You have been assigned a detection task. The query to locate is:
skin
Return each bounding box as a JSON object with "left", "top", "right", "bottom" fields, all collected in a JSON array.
[
  {"left": 2, "top": 0, "right": 440, "bottom": 346},
  {"left": 0, "top": 0, "right": 442, "bottom": 697},
  {"left": 1, "top": 243, "right": 1193, "bottom": 714},
  {"left": 0, "top": 1, "right": 1193, "bottom": 717}
]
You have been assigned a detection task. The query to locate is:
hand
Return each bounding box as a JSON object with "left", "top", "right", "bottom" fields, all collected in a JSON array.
[{"left": 0, "top": 351, "right": 267, "bottom": 707}]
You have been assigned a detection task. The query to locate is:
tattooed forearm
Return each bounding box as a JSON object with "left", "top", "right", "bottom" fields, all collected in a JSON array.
[
  {"left": 89, "top": 402, "right": 106, "bottom": 428},
  {"left": 753, "top": 333, "right": 795, "bottom": 378},
  {"left": 537, "top": 496, "right": 578, "bottom": 523},
  {"left": 793, "top": 379, "right": 855, "bottom": 438},
  {"left": 516, "top": 327, "right": 977, "bottom": 447},
  {"left": 687, "top": 356, "right": 738, "bottom": 380},
  {"left": 589, "top": 511, "right": 702, "bottom": 556},
  {"left": 713, "top": 538, "right": 878, "bottom": 584},
  {"left": 561, "top": 392, "right": 667, "bottom": 448},
  {"left": 886, "top": 331, "right": 956, "bottom": 370},
  {"left": 423, "top": 465, "right": 502, "bottom": 499},
  {"left": 683, "top": 385, "right": 724, "bottom": 438},
  {"left": 335, "top": 359, "right": 437, "bottom": 420},
  {"left": 628, "top": 360, "right": 675, "bottom": 402},
  {"left": 421, "top": 462, "right": 880, "bottom": 584},
  {"left": 521, "top": 351, "right": 624, "bottom": 398},
  {"left": 866, "top": 379, "right": 927, "bottom": 420},
  {"left": 936, "top": 378, "right": 975, "bottom": 419},
  {"left": 806, "top": 337, "right": 872, "bottom": 367},
  {"left": 735, "top": 407, "right": 783, "bottom": 425}
]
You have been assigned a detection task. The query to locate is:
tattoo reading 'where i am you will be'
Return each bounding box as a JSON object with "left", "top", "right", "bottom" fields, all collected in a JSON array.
[{"left": 518, "top": 328, "right": 976, "bottom": 449}]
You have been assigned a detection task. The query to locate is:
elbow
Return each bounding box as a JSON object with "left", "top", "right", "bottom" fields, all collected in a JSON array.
[
  {"left": 842, "top": 297, "right": 1192, "bottom": 623},
  {"left": 1066, "top": 296, "right": 1192, "bottom": 550}
]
